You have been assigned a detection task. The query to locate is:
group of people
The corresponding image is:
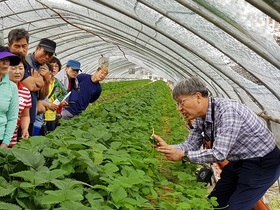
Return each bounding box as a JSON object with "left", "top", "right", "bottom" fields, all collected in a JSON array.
[
  {"left": 0, "top": 28, "right": 108, "bottom": 148},
  {"left": 1, "top": 28, "right": 279, "bottom": 209}
]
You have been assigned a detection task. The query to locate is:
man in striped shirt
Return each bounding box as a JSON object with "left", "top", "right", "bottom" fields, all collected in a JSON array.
[{"left": 152, "top": 76, "right": 280, "bottom": 210}]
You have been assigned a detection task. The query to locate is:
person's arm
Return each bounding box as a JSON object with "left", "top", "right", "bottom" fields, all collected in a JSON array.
[
  {"left": 44, "top": 101, "right": 58, "bottom": 111},
  {"left": 20, "top": 108, "right": 30, "bottom": 139},
  {"left": 38, "top": 65, "right": 51, "bottom": 100},
  {"left": 22, "top": 69, "right": 44, "bottom": 91},
  {"left": 38, "top": 99, "right": 58, "bottom": 112},
  {"left": 151, "top": 134, "right": 185, "bottom": 161},
  {"left": 1, "top": 85, "right": 19, "bottom": 147},
  {"left": 36, "top": 100, "right": 47, "bottom": 114},
  {"left": 39, "top": 80, "right": 50, "bottom": 100}
]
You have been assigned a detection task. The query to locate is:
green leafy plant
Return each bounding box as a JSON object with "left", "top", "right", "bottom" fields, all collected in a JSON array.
[{"left": 0, "top": 80, "right": 214, "bottom": 209}]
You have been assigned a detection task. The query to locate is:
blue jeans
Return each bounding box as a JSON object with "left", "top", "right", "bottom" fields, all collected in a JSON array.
[{"left": 209, "top": 147, "right": 280, "bottom": 210}]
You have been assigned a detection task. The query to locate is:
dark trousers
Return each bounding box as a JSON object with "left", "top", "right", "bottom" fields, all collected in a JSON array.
[
  {"left": 209, "top": 147, "right": 280, "bottom": 210},
  {"left": 46, "top": 121, "right": 56, "bottom": 132},
  {"left": 28, "top": 123, "right": 34, "bottom": 137}
]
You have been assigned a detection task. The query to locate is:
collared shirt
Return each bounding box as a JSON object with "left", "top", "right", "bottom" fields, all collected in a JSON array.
[
  {"left": 0, "top": 74, "right": 19, "bottom": 145},
  {"left": 173, "top": 97, "right": 276, "bottom": 163}
]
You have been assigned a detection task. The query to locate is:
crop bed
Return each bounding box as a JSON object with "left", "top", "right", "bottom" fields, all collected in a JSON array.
[{"left": 0, "top": 80, "right": 215, "bottom": 210}]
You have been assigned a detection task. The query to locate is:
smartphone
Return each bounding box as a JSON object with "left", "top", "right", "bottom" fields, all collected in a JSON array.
[{"left": 68, "top": 101, "right": 75, "bottom": 105}]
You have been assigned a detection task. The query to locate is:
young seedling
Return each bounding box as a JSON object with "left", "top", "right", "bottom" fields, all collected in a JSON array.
[{"left": 150, "top": 127, "right": 156, "bottom": 144}]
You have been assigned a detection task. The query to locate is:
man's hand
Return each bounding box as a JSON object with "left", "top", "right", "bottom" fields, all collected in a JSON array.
[
  {"left": 39, "top": 65, "right": 50, "bottom": 82},
  {"left": 31, "top": 68, "right": 40, "bottom": 77},
  {"left": 48, "top": 103, "right": 59, "bottom": 111},
  {"left": 151, "top": 134, "right": 168, "bottom": 148},
  {"left": 151, "top": 134, "right": 184, "bottom": 161},
  {"left": 61, "top": 101, "right": 70, "bottom": 108}
]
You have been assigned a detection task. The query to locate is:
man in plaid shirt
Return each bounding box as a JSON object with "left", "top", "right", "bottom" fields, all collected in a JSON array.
[{"left": 152, "top": 76, "right": 280, "bottom": 210}]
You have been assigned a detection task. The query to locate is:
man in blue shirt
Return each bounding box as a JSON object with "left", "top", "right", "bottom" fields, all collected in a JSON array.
[
  {"left": 151, "top": 76, "right": 280, "bottom": 210},
  {"left": 61, "top": 65, "right": 109, "bottom": 120}
]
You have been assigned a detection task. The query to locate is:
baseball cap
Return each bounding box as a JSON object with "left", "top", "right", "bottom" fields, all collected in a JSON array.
[
  {"left": 38, "top": 38, "right": 56, "bottom": 54},
  {"left": 67, "top": 60, "right": 81, "bottom": 71},
  {"left": 0, "top": 50, "right": 21, "bottom": 66}
]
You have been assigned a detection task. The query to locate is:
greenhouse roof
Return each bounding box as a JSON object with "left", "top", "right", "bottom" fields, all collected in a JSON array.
[{"left": 1, "top": 0, "right": 280, "bottom": 138}]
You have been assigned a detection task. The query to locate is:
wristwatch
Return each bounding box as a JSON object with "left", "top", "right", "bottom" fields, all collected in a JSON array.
[{"left": 182, "top": 151, "right": 189, "bottom": 163}]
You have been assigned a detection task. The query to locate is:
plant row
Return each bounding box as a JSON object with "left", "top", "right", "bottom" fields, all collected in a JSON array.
[{"left": 0, "top": 80, "right": 214, "bottom": 210}]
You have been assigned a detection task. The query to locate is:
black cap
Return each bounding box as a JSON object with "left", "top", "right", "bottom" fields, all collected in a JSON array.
[{"left": 38, "top": 38, "right": 56, "bottom": 53}]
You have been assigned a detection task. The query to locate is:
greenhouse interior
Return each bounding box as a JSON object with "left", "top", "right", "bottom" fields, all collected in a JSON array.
[{"left": 0, "top": 0, "right": 279, "bottom": 209}]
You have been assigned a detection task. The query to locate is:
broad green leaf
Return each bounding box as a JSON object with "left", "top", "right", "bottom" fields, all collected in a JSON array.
[
  {"left": 123, "top": 204, "right": 136, "bottom": 210},
  {"left": 93, "top": 152, "right": 103, "bottom": 165},
  {"left": 102, "top": 132, "right": 112, "bottom": 141},
  {"left": 60, "top": 201, "right": 93, "bottom": 210},
  {"left": 10, "top": 170, "right": 34, "bottom": 183},
  {"left": 15, "top": 197, "right": 37, "bottom": 209},
  {"left": 103, "top": 163, "right": 119, "bottom": 175},
  {"left": 61, "top": 163, "right": 74, "bottom": 175},
  {"left": 40, "top": 193, "right": 61, "bottom": 204},
  {"left": 63, "top": 189, "right": 84, "bottom": 201},
  {"left": 141, "top": 187, "right": 150, "bottom": 195},
  {"left": 57, "top": 154, "right": 71, "bottom": 164},
  {"left": 42, "top": 189, "right": 83, "bottom": 204},
  {"left": 92, "top": 184, "right": 108, "bottom": 192},
  {"left": 0, "top": 176, "right": 8, "bottom": 187},
  {"left": 150, "top": 187, "right": 158, "bottom": 199},
  {"left": 92, "top": 143, "right": 107, "bottom": 152},
  {"left": 0, "top": 186, "right": 16, "bottom": 197},
  {"left": 85, "top": 191, "right": 104, "bottom": 207},
  {"left": 110, "top": 142, "right": 122, "bottom": 150},
  {"left": 11, "top": 170, "right": 49, "bottom": 186},
  {"left": 111, "top": 187, "right": 127, "bottom": 204},
  {"left": 0, "top": 202, "right": 21, "bottom": 210},
  {"left": 42, "top": 169, "right": 66, "bottom": 181},
  {"left": 122, "top": 198, "right": 139, "bottom": 206},
  {"left": 12, "top": 149, "right": 45, "bottom": 170},
  {"left": 42, "top": 148, "right": 58, "bottom": 157},
  {"left": 19, "top": 182, "right": 35, "bottom": 188},
  {"left": 51, "top": 179, "right": 84, "bottom": 190}
]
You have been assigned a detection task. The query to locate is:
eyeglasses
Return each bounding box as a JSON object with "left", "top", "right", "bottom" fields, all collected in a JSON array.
[{"left": 176, "top": 96, "right": 193, "bottom": 108}]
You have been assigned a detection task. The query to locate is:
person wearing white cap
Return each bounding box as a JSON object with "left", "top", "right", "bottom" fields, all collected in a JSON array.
[{"left": 0, "top": 46, "right": 20, "bottom": 148}]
